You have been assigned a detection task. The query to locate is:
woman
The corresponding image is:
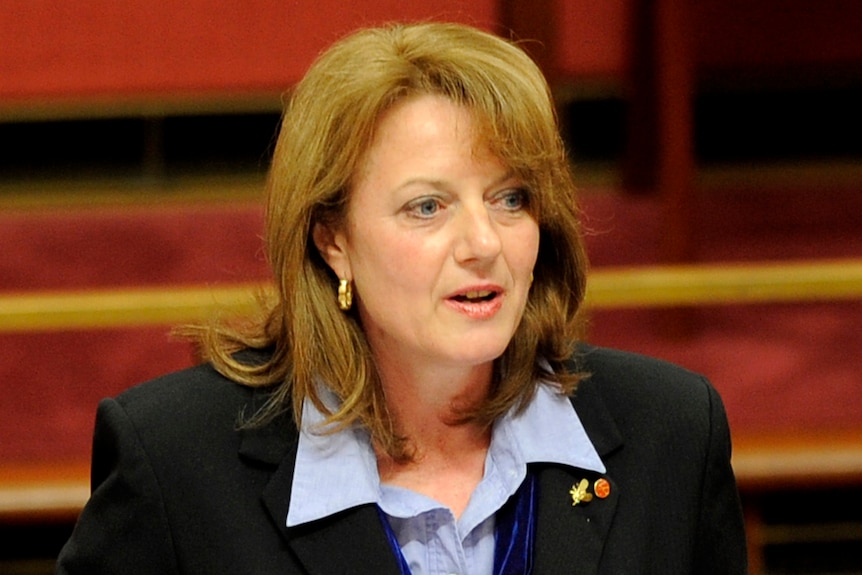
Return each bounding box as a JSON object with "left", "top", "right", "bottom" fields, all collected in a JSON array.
[{"left": 57, "top": 22, "right": 747, "bottom": 574}]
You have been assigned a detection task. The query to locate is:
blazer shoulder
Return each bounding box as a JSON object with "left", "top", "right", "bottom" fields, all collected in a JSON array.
[
  {"left": 569, "top": 344, "right": 726, "bottom": 451},
  {"left": 113, "top": 361, "right": 255, "bottom": 425},
  {"left": 106, "top": 351, "right": 290, "bottom": 458},
  {"left": 572, "top": 343, "right": 712, "bottom": 403}
]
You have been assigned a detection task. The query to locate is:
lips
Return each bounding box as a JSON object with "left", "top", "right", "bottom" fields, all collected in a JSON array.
[{"left": 446, "top": 285, "right": 504, "bottom": 319}]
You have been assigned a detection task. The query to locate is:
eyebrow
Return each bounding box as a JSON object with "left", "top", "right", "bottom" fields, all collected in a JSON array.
[{"left": 395, "top": 169, "right": 519, "bottom": 194}]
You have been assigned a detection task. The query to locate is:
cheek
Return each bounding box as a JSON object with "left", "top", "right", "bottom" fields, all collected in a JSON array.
[
  {"left": 351, "top": 230, "right": 431, "bottom": 290},
  {"left": 511, "top": 223, "right": 540, "bottom": 270}
]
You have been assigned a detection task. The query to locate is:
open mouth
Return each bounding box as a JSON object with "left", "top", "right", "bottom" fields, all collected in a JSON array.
[{"left": 451, "top": 290, "right": 498, "bottom": 303}]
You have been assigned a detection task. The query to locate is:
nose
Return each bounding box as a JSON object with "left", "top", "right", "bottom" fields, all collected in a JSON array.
[{"left": 453, "top": 201, "right": 503, "bottom": 264}]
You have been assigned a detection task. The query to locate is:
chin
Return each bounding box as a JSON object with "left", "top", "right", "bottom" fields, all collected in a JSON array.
[{"left": 444, "top": 338, "right": 512, "bottom": 366}]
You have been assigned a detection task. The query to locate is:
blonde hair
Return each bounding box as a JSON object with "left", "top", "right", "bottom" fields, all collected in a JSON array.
[{"left": 194, "top": 22, "right": 588, "bottom": 459}]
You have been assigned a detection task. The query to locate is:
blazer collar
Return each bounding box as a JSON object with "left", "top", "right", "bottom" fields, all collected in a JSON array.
[
  {"left": 261, "top": 440, "right": 402, "bottom": 575},
  {"left": 237, "top": 372, "right": 625, "bottom": 575},
  {"left": 238, "top": 389, "right": 401, "bottom": 575}
]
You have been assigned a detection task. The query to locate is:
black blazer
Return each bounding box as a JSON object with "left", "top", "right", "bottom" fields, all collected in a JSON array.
[{"left": 56, "top": 346, "right": 747, "bottom": 574}]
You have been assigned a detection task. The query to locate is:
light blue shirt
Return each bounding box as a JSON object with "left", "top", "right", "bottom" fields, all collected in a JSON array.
[{"left": 287, "top": 381, "right": 605, "bottom": 575}]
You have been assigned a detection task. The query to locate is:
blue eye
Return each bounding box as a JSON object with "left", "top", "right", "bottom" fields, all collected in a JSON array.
[
  {"left": 499, "top": 189, "right": 528, "bottom": 211},
  {"left": 407, "top": 197, "right": 442, "bottom": 218}
]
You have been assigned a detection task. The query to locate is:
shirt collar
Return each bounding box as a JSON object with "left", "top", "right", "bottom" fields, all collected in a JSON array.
[
  {"left": 286, "top": 381, "right": 604, "bottom": 528},
  {"left": 503, "top": 379, "right": 605, "bottom": 472},
  {"left": 286, "top": 389, "right": 380, "bottom": 527}
]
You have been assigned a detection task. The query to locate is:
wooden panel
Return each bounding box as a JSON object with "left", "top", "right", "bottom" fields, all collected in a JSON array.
[
  {"left": 555, "top": 0, "right": 631, "bottom": 79},
  {"left": 0, "top": 0, "right": 499, "bottom": 102},
  {"left": 501, "top": 0, "right": 631, "bottom": 85},
  {"left": 695, "top": 0, "right": 862, "bottom": 71}
]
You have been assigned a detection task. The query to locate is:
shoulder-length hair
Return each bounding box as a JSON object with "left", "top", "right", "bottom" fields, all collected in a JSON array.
[{"left": 194, "top": 22, "right": 588, "bottom": 459}]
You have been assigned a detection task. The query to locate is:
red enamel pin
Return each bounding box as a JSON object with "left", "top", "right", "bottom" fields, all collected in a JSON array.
[{"left": 594, "top": 478, "right": 611, "bottom": 499}]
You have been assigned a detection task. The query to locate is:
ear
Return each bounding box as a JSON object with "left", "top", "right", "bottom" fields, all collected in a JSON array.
[{"left": 312, "top": 222, "right": 351, "bottom": 280}]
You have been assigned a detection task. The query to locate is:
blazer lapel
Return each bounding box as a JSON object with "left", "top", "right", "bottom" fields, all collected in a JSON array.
[
  {"left": 261, "top": 456, "right": 402, "bottom": 575},
  {"left": 238, "top": 391, "right": 401, "bottom": 575},
  {"left": 533, "top": 465, "right": 620, "bottom": 575},
  {"left": 531, "top": 370, "right": 625, "bottom": 575}
]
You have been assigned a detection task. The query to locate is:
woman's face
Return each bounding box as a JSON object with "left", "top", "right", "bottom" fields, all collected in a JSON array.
[{"left": 318, "top": 94, "right": 539, "bottom": 375}]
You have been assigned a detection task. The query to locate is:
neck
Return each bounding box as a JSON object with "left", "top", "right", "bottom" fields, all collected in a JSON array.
[
  {"left": 373, "top": 356, "right": 495, "bottom": 518},
  {"left": 376, "top": 355, "right": 494, "bottom": 446},
  {"left": 374, "top": 418, "right": 491, "bottom": 519}
]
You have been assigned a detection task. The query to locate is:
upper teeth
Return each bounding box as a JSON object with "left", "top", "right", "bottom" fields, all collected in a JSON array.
[{"left": 464, "top": 290, "right": 492, "bottom": 299}]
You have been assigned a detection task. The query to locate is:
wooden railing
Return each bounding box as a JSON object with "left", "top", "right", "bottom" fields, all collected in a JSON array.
[
  {"left": 585, "top": 259, "right": 862, "bottom": 308},
  {"left": 3, "top": 259, "right": 862, "bottom": 333},
  {"left": 0, "top": 282, "right": 265, "bottom": 333}
]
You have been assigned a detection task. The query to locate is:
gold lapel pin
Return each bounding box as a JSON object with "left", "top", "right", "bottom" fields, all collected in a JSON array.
[{"left": 569, "top": 479, "right": 594, "bottom": 506}]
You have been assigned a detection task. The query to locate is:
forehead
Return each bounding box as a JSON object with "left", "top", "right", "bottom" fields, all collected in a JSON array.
[
  {"left": 368, "top": 94, "right": 503, "bottom": 166},
  {"left": 362, "top": 95, "right": 510, "bottom": 179},
  {"left": 376, "top": 94, "right": 474, "bottom": 140}
]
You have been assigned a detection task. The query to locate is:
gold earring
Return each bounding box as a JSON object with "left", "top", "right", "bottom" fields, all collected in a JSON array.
[{"left": 338, "top": 278, "right": 353, "bottom": 311}]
